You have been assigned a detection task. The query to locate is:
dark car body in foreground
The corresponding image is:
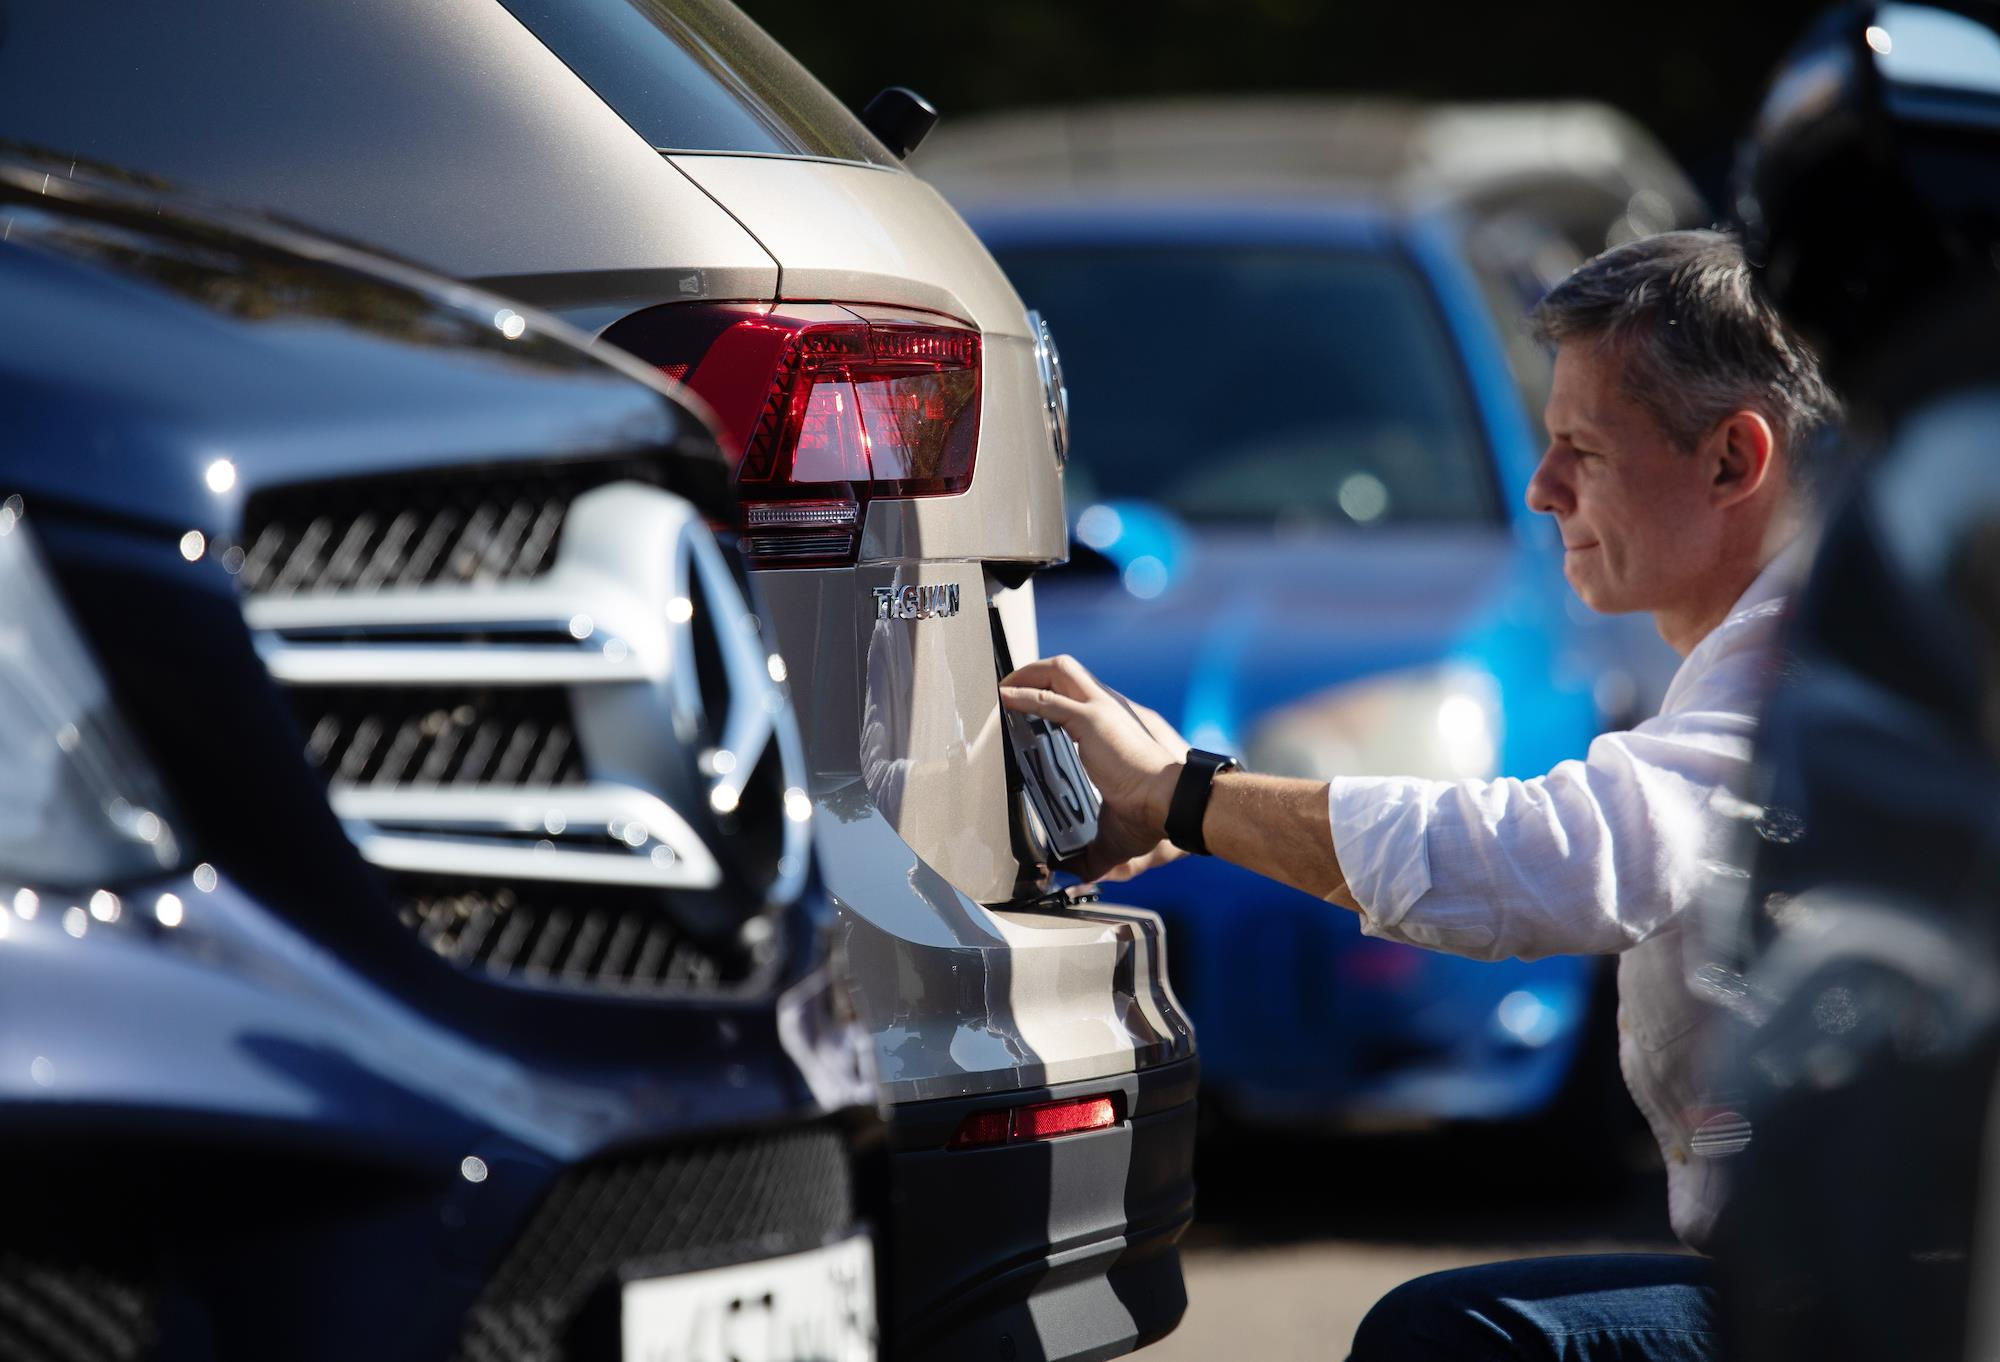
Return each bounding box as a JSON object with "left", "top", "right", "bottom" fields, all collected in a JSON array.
[
  {"left": 0, "top": 159, "right": 877, "bottom": 1360},
  {"left": 0, "top": 6, "right": 1197, "bottom": 1360}
]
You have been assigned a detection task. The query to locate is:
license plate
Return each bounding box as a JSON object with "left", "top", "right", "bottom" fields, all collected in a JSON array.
[
  {"left": 1003, "top": 706, "right": 1102, "bottom": 860},
  {"left": 622, "top": 1234, "right": 875, "bottom": 1362}
]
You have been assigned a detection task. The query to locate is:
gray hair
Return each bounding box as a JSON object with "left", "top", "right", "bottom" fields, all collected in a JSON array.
[{"left": 1530, "top": 229, "right": 1842, "bottom": 481}]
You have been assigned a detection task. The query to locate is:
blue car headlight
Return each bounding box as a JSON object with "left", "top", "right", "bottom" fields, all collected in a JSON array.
[
  {"left": 1245, "top": 663, "right": 1504, "bottom": 782},
  {"left": 0, "top": 503, "right": 183, "bottom": 890}
]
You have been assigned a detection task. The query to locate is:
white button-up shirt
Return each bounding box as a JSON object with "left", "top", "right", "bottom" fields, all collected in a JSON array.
[{"left": 1327, "top": 547, "right": 1796, "bottom": 1248}]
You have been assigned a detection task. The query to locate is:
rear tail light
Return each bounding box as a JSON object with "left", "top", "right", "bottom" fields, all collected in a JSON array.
[
  {"left": 609, "top": 303, "right": 981, "bottom": 568},
  {"left": 946, "top": 1093, "right": 1121, "bottom": 1150}
]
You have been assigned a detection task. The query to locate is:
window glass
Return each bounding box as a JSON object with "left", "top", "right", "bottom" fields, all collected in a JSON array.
[
  {"left": 992, "top": 245, "right": 1501, "bottom": 528},
  {"left": 496, "top": 0, "right": 897, "bottom": 164}
]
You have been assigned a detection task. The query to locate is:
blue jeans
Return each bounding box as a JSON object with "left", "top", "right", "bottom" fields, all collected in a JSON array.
[{"left": 1347, "top": 1254, "right": 1718, "bottom": 1362}]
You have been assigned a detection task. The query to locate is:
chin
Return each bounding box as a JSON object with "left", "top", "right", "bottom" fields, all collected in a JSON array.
[
  {"left": 1565, "top": 575, "right": 1634, "bottom": 618},
  {"left": 1563, "top": 565, "right": 1604, "bottom": 610}
]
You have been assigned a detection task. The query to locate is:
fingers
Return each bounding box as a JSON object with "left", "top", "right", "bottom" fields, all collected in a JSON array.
[
  {"left": 1057, "top": 849, "right": 1121, "bottom": 882},
  {"left": 1001, "top": 654, "right": 1101, "bottom": 703},
  {"left": 1096, "top": 857, "right": 1145, "bottom": 883},
  {"left": 998, "top": 685, "right": 1091, "bottom": 729},
  {"left": 1059, "top": 839, "right": 1181, "bottom": 885}
]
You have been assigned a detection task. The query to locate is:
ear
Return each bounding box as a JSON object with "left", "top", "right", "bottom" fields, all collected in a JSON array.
[{"left": 1706, "top": 409, "right": 1776, "bottom": 509}]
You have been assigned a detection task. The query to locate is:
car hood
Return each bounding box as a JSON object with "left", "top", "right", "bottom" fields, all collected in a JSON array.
[
  {"left": 0, "top": 161, "right": 721, "bottom": 537},
  {"left": 1034, "top": 526, "right": 1548, "bottom": 741}
]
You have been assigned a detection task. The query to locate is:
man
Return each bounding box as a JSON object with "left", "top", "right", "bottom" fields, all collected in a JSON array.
[{"left": 1001, "top": 228, "right": 1842, "bottom": 1361}]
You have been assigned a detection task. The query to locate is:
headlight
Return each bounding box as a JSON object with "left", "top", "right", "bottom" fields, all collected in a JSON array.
[
  {"left": 1245, "top": 663, "right": 1503, "bottom": 782},
  {"left": 0, "top": 503, "right": 182, "bottom": 887}
]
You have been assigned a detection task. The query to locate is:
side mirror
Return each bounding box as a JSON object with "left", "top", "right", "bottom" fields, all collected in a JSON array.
[{"left": 861, "top": 87, "right": 938, "bottom": 159}]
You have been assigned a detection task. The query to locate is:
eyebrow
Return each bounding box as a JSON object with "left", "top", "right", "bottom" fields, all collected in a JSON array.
[{"left": 1547, "top": 414, "right": 1606, "bottom": 446}]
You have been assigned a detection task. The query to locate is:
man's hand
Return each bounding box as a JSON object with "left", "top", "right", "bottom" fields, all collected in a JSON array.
[
  {"left": 999, "top": 655, "right": 1189, "bottom": 883},
  {"left": 1003, "top": 655, "right": 1359, "bottom": 907}
]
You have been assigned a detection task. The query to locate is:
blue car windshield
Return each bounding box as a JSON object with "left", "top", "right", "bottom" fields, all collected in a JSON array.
[{"left": 992, "top": 245, "right": 1503, "bottom": 528}]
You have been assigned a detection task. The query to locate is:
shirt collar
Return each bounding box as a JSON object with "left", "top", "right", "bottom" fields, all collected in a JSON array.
[
  {"left": 1660, "top": 535, "right": 1804, "bottom": 711},
  {"left": 1726, "top": 534, "right": 1808, "bottom": 624}
]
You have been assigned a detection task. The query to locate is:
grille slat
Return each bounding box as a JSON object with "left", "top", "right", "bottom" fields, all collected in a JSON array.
[
  {"left": 399, "top": 506, "right": 461, "bottom": 588},
  {"left": 524, "top": 728, "right": 574, "bottom": 786},
  {"left": 454, "top": 721, "right": 505, "bottom": 787},
  {"left": 455, "top": 896, "right": 503, "bottom": 963},
  {"left": 240, "top": 523, "right": 288, "bottom": 589},
  {"left": 486, "top": 907, "right": 536, "bottom": 975},
  {"left": 634, "top": 923, "right": 674, "bottom": 980},
  {"left": 272, "top": 517, "right": 334, "bottom": 595},
  {"left": 492, "top": 722, "right": 542, "bottom": 786},
  {"left": 563, "top": 911, "right": 610, "bottom": 981},
  {"left": 513, "top": 502, "right": 566, "bottom": 579},
  {"left": 600, "top": 912, "right": 645, "bottom": 979},
  {"left": 356, "top": 509, "right": 421, "bottom": 592},
  {"left": 373, "top": 716, "right": 425, "bottom": 788},
  {"left": 0, "top": 1256, "right": 155, "bottom": 1362},
  {"left": 335, "top": 715, "right": 385, "bottom": 783},
  {"left": 322, "top": 510, "right": 379, "bottom": 590},
  {"left": 523, "top": 908, "right": 572, "bottom": 977},
  {"left": 415, "top": 713, "right": 468, "bottom": 785},
  {"left": 446, "top": 502, "right": 501, "bottom": 586},
  {"left": 484, "top": 500, "right": 536, "bottom": 579}
]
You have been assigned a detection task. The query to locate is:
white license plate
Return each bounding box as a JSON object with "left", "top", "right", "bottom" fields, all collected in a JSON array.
[
  {"left": 1003, "top": 706, "right": 1102, "bottom": 860},
  {"left": 622, "top": 1233, "right": 875, "bottom": 1362}
]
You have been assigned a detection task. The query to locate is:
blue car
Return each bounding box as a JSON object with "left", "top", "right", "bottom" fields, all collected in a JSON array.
[
  {"left": 927, "top": 106, "right": 1687, "bottom": 1133},
  {"left": 0, "top": 157, "right": 879, "bottom": 1359}
]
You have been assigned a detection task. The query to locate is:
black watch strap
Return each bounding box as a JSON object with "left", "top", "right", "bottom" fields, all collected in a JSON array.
[{"left": 1166, "top": 749, "right": 1240, "bottom": 856}]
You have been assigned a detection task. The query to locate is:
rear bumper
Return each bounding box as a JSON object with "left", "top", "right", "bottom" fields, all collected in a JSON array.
[{"left": 880, "top": 1056, "right": 1198, "bottom": 1362}]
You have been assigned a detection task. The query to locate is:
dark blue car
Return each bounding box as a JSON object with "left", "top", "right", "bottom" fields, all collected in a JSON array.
[
  {"left": 0, "top": 157, "right": 880, "bottom": 1360},
  {"left": 925, "top": 104, "right": 1689, "bottom": 1134}
]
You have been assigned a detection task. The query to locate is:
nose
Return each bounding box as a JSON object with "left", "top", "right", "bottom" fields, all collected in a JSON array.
[{"left": 1525, "top": 444, "right": 1574, "bottom": 519}]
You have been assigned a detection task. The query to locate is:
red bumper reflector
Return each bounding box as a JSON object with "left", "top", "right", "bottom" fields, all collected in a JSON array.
[
  {"left": 947, "top": 1094, "right": 1121, "bottom": 1150},
  {"left": 948, "top": 1110, "right": 1013, "bottom": 1150}
]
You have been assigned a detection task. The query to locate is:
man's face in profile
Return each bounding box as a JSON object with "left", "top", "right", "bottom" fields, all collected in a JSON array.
[{"left": 1528, "top": 340, "right": 1723, "bottom": 619}]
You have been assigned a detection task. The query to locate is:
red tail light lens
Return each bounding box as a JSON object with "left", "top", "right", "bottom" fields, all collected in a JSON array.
[
  {"left": 610, "top": 302, "right": 981, "bottom": 568},
  {"left": 1014, "top": 1095, "right": 1119, "bottom": 1140},
  {"left": 946, "top": 1093, "right": 1122, "bottom": 1150},
  {"left": 947, "top": 1110, "right": 1014, "bottom": 1150}
]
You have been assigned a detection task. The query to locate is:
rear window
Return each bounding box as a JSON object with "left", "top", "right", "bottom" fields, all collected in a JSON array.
[
  {"left": 992, "top": 245, "right": 1501, "bottom": 529},
  {"left": 495, "top": 0, "right": 897, "bottom": 165}
]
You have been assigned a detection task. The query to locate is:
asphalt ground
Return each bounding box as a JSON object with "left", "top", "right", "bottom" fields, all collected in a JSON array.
[{"left": 1148, "top": 1125, "right": 1683, "bottom": 1360}]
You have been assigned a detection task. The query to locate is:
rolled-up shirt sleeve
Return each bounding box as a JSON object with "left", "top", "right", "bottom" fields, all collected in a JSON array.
[{"left": 1327, "top": 667, "right": 1762, "bottom": 963}]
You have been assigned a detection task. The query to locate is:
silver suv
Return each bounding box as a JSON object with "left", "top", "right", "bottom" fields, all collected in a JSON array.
[{"left": 0, "top": 2, "right": 1199, "bottom": 1358}]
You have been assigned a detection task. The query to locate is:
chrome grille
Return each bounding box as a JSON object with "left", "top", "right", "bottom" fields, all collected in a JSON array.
[
  {"left": 237, "top": 469, "right": 603, "bottom": 595},
  {"left": 239, "top": 470, "right": 811, "bottom": 995},
  {"left": 400, "top": 879, "right": 729, "bottom": 990},
  {"left": 294, "top": 688, "right": 586, "bottom": 788}
]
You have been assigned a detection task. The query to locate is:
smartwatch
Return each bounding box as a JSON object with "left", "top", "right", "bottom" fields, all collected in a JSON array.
[{"left": 1165, "top": 749, "right": 1240, "bottom": 855}]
